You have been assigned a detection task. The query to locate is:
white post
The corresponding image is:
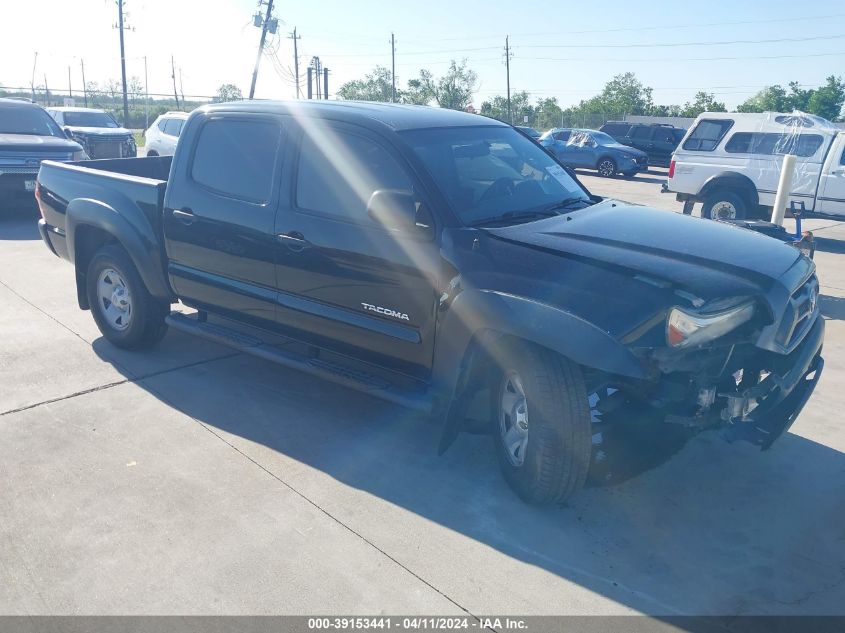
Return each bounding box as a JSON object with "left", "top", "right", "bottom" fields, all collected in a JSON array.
[{"left": 770, "top": 154, "right": 797, "bottom": 226}]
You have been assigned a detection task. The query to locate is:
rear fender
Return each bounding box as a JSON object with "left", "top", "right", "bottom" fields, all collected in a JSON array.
[
  {"left": 433, "top": 289, "right": 647, "bottom": 452},
  {"left": 66, "top": 198, "right": 172, "bottom": 308},
  {"left": 699, "top": 172, "right": 760, "bottom": 207}
]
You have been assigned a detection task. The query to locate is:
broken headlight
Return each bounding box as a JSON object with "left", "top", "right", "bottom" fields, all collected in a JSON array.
[{"left": 667, "top": 301, "right": 755, "bottom": 348}]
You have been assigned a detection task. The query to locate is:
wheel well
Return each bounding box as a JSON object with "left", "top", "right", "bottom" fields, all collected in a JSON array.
[
  {"left": 146, "top": 150, "right": 158, "bottom": 156},
  {"left": 74, "top": 225, "right": 118, "bottom": 310},
  {"left": 699, "top": 175, "right": 759, "bottom": 209}
]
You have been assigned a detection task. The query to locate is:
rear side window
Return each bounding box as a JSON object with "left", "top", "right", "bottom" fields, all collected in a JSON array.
[
  {"left": 157, "top": 119, "right": 167, "bottom": 132},
  {"left": 841, "top": 148, "right": 845, "bottom": 166},
  {"left": 296, "top": 129, "right": 412, "bottom": 225},
  {"left": 682, "top": 119, "right": 734, "bottom": 151},
  {"left": 553, "top": 130, "right": 570, "bottom": 142},
  {"left": 191, "top": 118, "right": 282, "bottom": 203},
  {"left": 601, "top": 123, "right": 630, "bottom": 137},
  {"left": 724, "top": 133, "right": 824, "bottom": 158},
  {"left": 630, "top": 126, "right": 652, "bottom": 140},
  {"left": 653, "top": 128, "right": 676, "bottom": 143}
]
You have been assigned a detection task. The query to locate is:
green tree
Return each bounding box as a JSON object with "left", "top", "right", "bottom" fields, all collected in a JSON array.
[
  {"left": 413, "top": 60, "right": 477, "bottom": 110},
  {"left": 535, "top": 97, "right": 562, "bottom": 131},
  {"left": 479, "top": 90, "right": 532, "bottom": 124},
  {"left": 214, "top": 83, "right": 243, "bottom": 103},
  {"left": 806, "top": 75, "right": 845, "bottom": 121},
  {"left": 337, "top": 66, "right": 394, "bottom": 102},
  {"left": 679, "top": 92, "right": 727, "bottom": 118}
]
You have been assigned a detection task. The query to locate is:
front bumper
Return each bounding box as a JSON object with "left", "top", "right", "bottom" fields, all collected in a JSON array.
[{"left": 722, "top": 315, "right": 824, "bottom": 448}]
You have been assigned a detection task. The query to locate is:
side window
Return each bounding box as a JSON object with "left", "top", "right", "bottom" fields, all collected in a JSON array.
[
  {"left": 164, "top": 118, "right": 182, "bottom": 136},
  {"left": 296, "top": 129, "right": 412, "bottom": 225},
  {"left": 602, "top": 123, "right": 629, "bottom": 137},
  {"left": 157, "top": 118, "right": 168, "bottom": 132},
  {"left": 630, "top": 126, "right": 652, "bottom": 140},
  {"left": 653, "top": 128, "right": 675, "bottom": 143},
  {"left": 173, "top": 119, "right": 185, "bottom": 137},
  {"left": 725, "top": 133, "right": 824, "bottom": 158},
  {"left": 682, "top": 119, "right": 734, "bottom": 151},
  {"left": 191, "top": 118, "right": 282, "bottom": 204},
  {"left": 553, "top": 130, "right": 570, "bottom": 142},
  {"left": 840, "top": 148, "right": 845, "bottom": 166}
]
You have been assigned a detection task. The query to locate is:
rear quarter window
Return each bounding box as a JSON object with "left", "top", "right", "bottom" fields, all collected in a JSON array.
[
  {"left": 682, "top": 119, "right": 734, "bottom": 152},
  {"left": 724, "top": 132, "right": 824, "bottom": 158},
  {"left": 191, "top": 118, "right": 282, "bottom": 203},
  {"left": 630, "top": 126, "right": 652, "bottom": 140}
]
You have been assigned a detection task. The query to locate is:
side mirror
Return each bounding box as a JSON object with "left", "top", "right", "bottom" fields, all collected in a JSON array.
[
  {"left": 64, "top": 128, "right": 75, "bottom": 140},
  {"left": 367, "top": 189, "right": 417, "bottom": 231}
]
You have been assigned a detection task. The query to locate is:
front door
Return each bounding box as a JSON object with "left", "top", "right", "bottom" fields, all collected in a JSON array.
[
  {"left": 163, "top": 114, "right": 285, "bottom": 326},
  {"left": 273, "top": 122, "right": 440, "bottom": 377},
  {"left": 817, "top": 136, "right": 845, "bottom": 217}
]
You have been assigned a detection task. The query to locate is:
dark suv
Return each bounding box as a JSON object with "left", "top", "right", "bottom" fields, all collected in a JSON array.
[{"left": 600, "top": 121, "right": 686, "bottom": 167}]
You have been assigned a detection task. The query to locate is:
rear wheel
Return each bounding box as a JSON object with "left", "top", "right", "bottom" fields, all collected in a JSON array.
[
  {"left": 493, "top": 343, "right": 592, "bottom": 505},
  {"left": 702, "top": 190, "right": 748, "bottom": 220},
  {"left": 597, "top": 158, "right": 617, "bottom": 178},
  {"left": 146, "top": 149, "right": 159, "bottom": 157},
  {"left": 86, "top": 244, "right": 168, "bottom": 349}
]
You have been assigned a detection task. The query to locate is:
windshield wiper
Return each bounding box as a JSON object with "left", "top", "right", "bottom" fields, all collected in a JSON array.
[
  {"left": 541, "top": 197, "right": 592, "bottom": 213},
  {"left": 471, "top": 210, "right": 558, "bottom": 228}
]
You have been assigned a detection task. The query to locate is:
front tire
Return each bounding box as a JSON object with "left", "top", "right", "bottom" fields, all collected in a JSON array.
[
  {"left": 493, "top": 343, "right": 592, "bottom": 505},
  {"left": 702, "top": 190, "right": 748, "bottom": 220},
  {"left": 596, "top": 158, "right": 617, "bottom": 178},
  {"left": 86, "top": 244, "right": 168, "bottom": 350}
]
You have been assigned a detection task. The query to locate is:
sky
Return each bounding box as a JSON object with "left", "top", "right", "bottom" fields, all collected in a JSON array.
[{"left": 1, "top": 0, "right": 844, "bottom": 110}]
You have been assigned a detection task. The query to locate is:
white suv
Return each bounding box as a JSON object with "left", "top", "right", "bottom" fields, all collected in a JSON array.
[
  {"left": 666, "top": 111, "right": 845, "bottom": 220},
  {"left": 143, "top": 111, "right": 189, "bottom": 156}
]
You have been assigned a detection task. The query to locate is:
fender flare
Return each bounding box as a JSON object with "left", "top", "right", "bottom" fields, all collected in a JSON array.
[
  {"left": 432, "top": 289, "right": 647, "bottom": 451},
  {"left": 66, "top": 198, "right": 172, "bottom": 308},
  {"left": 698, "top": 171, "right": 760, "bottom": 207}
]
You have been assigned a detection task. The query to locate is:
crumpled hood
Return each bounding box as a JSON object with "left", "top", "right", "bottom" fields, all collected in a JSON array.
[
  {"left": 0, "top": 133, "right": 81, "bottom": 153},
  {"left": 484, "top": 200, "right": 803, "bottom": 300}
]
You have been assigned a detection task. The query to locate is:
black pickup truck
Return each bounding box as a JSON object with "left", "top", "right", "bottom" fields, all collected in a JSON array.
[{"left": 36, "top": 101, "right": 824, "bottom": 504}]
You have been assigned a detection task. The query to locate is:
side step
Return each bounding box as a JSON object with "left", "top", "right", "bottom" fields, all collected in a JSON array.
[{"left": 165, "top": 312, "right": 433, "bottom": 413}]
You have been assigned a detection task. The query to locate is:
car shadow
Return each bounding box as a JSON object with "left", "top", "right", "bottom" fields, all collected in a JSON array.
[
  {"left": 0, "top": 212, "right": 41, "bottom": 240},
  {"left": 820, "top": 294, "right": 845, "bottom": 321},
  {"left": 813, "top": 237, "right": 845, "bottom": 256},
  {"left": 93, "top": 336, "right": 845, "bottom": 619}
]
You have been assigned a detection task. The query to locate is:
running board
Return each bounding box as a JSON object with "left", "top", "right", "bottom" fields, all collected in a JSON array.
[{"left": 165, "top": 312, "right": 433, "bottom": 412}]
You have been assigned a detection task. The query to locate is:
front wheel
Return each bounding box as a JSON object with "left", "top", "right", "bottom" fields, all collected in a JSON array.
[
  {"left": 86, "top": 244, "right": 169, "bottom": 350},
  {"left": 596, "top": 158, "right": 617, "bottom": 178},
  {"left": 493, "top": 344, "right": 592, "bottom": 505}
]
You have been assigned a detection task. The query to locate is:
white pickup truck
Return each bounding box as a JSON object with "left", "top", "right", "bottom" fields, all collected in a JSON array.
[{"left": 665, "top": 112, "right": 845, "bottom": 220}]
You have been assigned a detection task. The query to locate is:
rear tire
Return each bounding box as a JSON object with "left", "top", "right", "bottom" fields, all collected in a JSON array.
[
  {"left": 86, "top": 244, "right": 169, "bottom": 350},
  {"left": 493, "top": 343, "right": 592, "bottom": 505},
  {"left": 702, "top": 190, "right": 748, "bottom": 221},
  {"left": 146, "top": 150, "right": 159, "bottom": 157}
]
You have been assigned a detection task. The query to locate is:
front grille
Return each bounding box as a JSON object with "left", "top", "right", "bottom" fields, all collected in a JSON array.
[
  {"left": 0, "top": 166, "right": 39, "bottom": 176},
  {"left": 88, "top": 141, "right": 125, "bottom": 159},
  {"left": 777, "top": 275, "right": 819, "bottom": 351}
]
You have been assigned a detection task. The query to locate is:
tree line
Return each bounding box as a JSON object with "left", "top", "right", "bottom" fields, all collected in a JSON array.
[{"left": 337, "top": 64, "right": 845, "bottom": 128}]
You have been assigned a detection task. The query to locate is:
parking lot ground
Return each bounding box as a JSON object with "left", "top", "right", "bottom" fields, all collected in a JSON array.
[{"left": 2, "top": 173, "right": 845, "bottom": 618}]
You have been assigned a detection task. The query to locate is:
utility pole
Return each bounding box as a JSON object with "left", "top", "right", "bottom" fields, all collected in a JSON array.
[
  {"left": 504, "top": 35, "right": 512, "bottom": 124},
  {"left": 289, "top": 28, "right": 301, "bottom": 98},
  {"left": 44, "top": 74, "right": 50, "bottom": 107},
  {"left": 307, "top": 67, "right": 313, "bottom": 99},
  {"left": 30, "top": 52, "right": 38, "bottom": 102},
  {"left": 171, "top": 55, "right": 180, "bottom": 109},
  {"left": 310, "top": 57, "right": 322, "bottom": 99},
  {"left": 179, "top": 67, "right": 185, "bottom": 104},
  {"left": 390, "top": 32, "right": 396, "bottom": 102},
  {"left": 81, "top": 59, "right": 88, "bottom": 107},
  {"left": 143, "top": 56, "right": 149, "bottom": 128},
  {"left": 249, "top": 0, "right": 275, "bottom": 99},
  {"left": 68, "top": 66, "right": 73, "bottom": 100},
  {"left": 117, "top": 0, "right": 130, "bottom": 125},
  {"left": 323, "top": 67, "right": 329, "bottom": 100}
]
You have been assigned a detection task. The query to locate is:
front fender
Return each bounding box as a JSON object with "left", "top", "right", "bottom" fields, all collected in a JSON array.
[
  {"left": 66, "top": 198, "right": 172, "bottom": 306},
  {"left": 432, "top": 288, "right": 647, "bottom": 451}
]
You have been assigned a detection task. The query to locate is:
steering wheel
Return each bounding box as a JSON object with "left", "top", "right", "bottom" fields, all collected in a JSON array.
[{"left": 480, "top": 177, "right": 515, "bottom": 202}]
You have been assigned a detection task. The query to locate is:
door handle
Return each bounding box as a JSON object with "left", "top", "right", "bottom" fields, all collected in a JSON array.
[
  {"left": 172, "top": 208, "right": 195, "bottom": 225},
  {"left": 276, "top": 231, "right": 311, "bottom": 251}
]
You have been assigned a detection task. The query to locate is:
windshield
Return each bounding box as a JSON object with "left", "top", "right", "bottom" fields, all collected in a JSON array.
[
  {"left": 63, "top": 111, "right": 120, "bottom": 128},
  {"left": 401, "top": 126, "right": 590, "bottom": 226},
  {"left": 0, "top": 106, "right": 65, "bottom": 137},
  {"left": 590, "top": 131, "right": 619, "bottom": 145}
]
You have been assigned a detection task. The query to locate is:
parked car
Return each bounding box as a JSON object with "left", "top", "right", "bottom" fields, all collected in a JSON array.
[
  {"left": 666, "top": 111, "right": 845, "bottom": 219},
  {"left": 0, "top": 98, "right": 85, "bottom": 210},
  {"left": 46, "top": 107, "right": 136, "bottom": 159},
  {"left": 36, "top": 101, "right": 824, "bottom": 505},
  {"left": 539, "top": 128, "right": 648, "bottom": 177},
  {"left": 143, "top": 111, "right": 189, "bottom": 156},
  {"left": 515, "top": 125, "right": 541, "bottom": 140},
  {"left": 600, "top": 121, "right": 686, "bottom": 167}
]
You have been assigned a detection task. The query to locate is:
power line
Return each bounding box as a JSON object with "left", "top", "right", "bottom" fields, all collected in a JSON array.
[
  {"left": 519, "top": 50, "right": 845, "bottom": 63},
  {"left": 516, "top": 33, "right": 845, "bottom": 50}
]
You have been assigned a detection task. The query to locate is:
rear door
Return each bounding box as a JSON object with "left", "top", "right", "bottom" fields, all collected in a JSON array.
[
  {"left": 817, "top": 134, "right": 845, "bottom": 217},
  {"left": 627, "top": 125, "right": 653, "bottom": 155},
  {"left": 649, "top": 127, "right": 677, "bottom": 166},
  {"left": 163, "top": 113, "right": 286, "bottom": 326},
  {"left": 272, "top": 121, "right": 441, "bottom": 377}
]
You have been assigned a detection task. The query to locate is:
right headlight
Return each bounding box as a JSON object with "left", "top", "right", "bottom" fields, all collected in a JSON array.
[{"left": 667, "top": 301, "right": 755, "bottom": 348}]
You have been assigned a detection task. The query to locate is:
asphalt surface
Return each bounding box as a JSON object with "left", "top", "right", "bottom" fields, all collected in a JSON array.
[{"left": 2, "top": 169, "right": 845, "bottom": 617}]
